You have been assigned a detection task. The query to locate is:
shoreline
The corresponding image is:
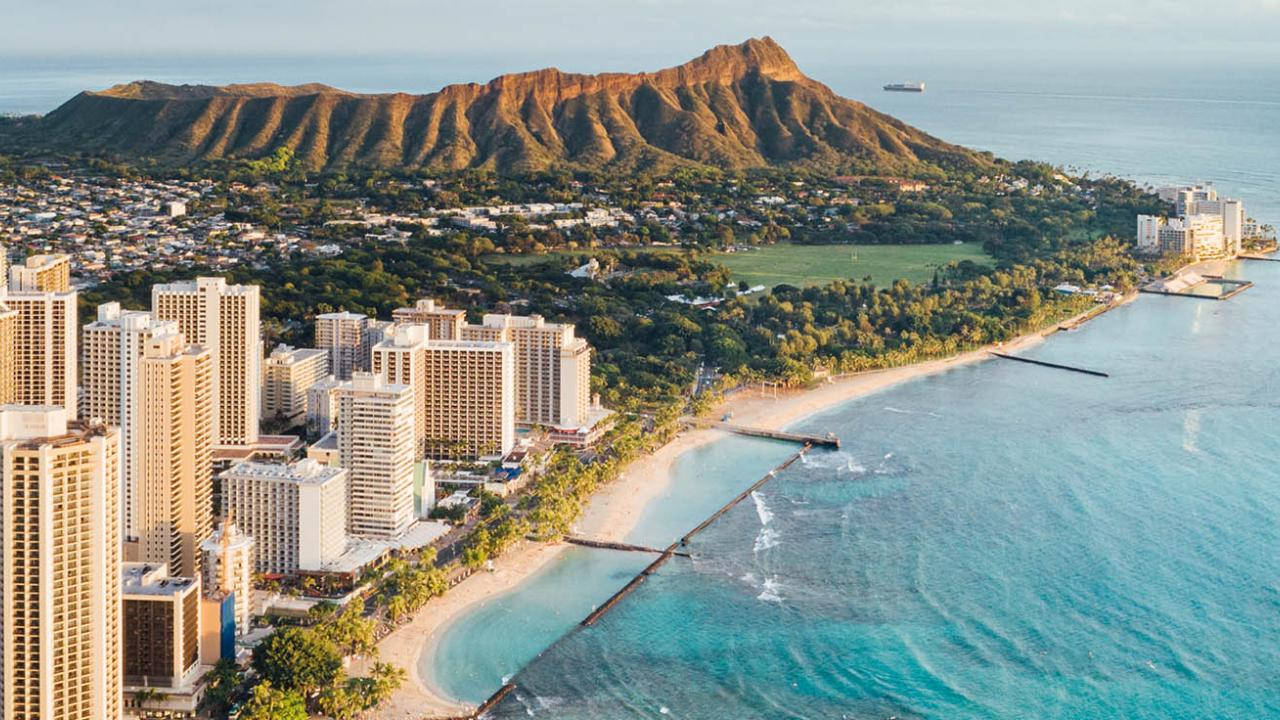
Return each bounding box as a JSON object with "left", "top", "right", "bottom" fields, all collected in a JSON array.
[{"left": 368, "top": 296, "right": 1135, "bottom": 719}]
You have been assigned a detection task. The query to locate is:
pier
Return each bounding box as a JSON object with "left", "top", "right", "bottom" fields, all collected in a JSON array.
[
  {"left": 564, "top": 535, "right": 691, "bottom": 557},
  {"left": 685, "top": 419, "right": 840, "bottom": 448},
  {"left": 1238, "top": 253, "right": 1280, "bottom": 262},
  {"left": 988, "top": 352, "right": 1109, "bottom": 378}
]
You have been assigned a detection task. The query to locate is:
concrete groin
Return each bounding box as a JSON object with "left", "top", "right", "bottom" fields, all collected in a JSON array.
[
  {"left": 989, "top": 352, "right": 1109, "bottom": 378},
  {"left": 686, "top": 420, "right": 840, "bottom": 448},
  {"left": 564, "top": 535, "right": 691, "bottom": 557}
]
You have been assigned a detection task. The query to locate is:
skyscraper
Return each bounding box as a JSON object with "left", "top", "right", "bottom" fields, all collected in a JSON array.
[
  {"left": 219, "top": 459, "right": 348, "bottom": 574},
  {"left": 136, "top": 329, "right": 214, "bottom": 578},
  {"left": 3, "top": 287, "right": 77, "bottom": 415},
  {"left": 82, "top": 303, "right": 179, "bottom": 542},
  {"left": 463, "top": 313, "right": 591, "bottom": 427},
  {"left": 336, "top": 372, "right": 415, "bottom": 538},
  {"left": 373, "top": 324, "right": 516, "bottom": 460},
  {"left": 152, "top": 277, "right": 261, "bottom": 447},
  {"left": 0, "top": 407, "right": 122, "bottom": 720},
  {"left": 316, "top": 310, "right": 372, "bottom": 381}
]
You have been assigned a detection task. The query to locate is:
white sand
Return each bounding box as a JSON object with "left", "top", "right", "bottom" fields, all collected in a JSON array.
[{"left": 367, "top": 297, "right": 1133, "bottom": 718}]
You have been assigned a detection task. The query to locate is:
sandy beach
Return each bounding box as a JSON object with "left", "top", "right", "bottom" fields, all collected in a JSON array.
[{"left": 368, "top": 297, "right": 1132, "bottom": 718}]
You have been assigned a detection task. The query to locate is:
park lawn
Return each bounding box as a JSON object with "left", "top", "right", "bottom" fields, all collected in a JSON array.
[{"left": 714, "top": 242, "right": 992, "bottom": 288}]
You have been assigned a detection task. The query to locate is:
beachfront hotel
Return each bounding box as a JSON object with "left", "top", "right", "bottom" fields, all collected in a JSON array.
[
  {"left": 0, "top": 407, "right": 122, "bottom": 720},
  {"left": 336, "top": 372, "right": 416, "bottom": 538},
  {"left": 262, "top": 344, "right": 330, "bottom": 426},
  {"left": 135, "top": 328, "right": 214, "bottom": 578},
  {"left": 462, "top": 312, "right": 592, "bottom": 428},
  {"left": 219, "top": 459, "right": 349, "bottom": 574},
  {"left": 316, "top": 310, "right": 371, "bottom": 380},
  {"left": 82, "top": 303, "right": 180, "bottom": 542},
  {"left": 152, "top": 277, "right": 262, "bottom": 448},
  {"left": 1142, "top": 184, "right": 1250, "bottom": 259}
]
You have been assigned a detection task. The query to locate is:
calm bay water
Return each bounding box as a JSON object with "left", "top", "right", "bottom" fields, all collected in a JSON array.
[{"left": 478, "top": 261, "right": 1280, "bottom": 718}]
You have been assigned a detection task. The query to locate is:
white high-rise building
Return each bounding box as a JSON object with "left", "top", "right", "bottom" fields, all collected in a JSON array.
[
  {"left": 1137, "top": 213, "right": 1230, "bottom": 260},
  {"left": 152, "top": 277, "right": 261, "bottom": 448},
  {"left": 220, "top": 459, "right": 348, "bottom": 575},
  {"left": 336, "top": 372, "right": 416, "bottom": 538},
  {"left": 82, "top": 303, "right": 180, "bottom": 542},
  {"left": 0, "top": 407, "right": 122, "bottom": 720}
]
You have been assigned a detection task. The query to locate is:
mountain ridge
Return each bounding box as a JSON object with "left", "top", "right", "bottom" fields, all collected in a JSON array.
[{"left": 22, "top": 38, "right": 984, "bottom": 175}]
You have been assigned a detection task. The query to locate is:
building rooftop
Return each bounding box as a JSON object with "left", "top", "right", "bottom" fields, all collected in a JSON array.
[
  {"left": 222, "top": 458, "right": 345, "bottom": 486},
  {"left": 122, "top": 562, "right": 198, "bottom": 597}
]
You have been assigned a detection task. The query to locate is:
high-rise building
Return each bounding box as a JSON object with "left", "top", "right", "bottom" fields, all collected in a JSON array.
[
  {"left": 0, "top": 407, "right": 122, "bottom": 720},
  {"left": 121, "top": 563, "right": 201, "bottom": 690},
  {"left": 262, "top": 344, "right": 329, "bottom": 426},
  {"left": 82, "top": 303, "right": 180, "bottom": 542},
  {"left": 315, "top": 311, "right": 369, "bottom": 381},
  {"left": 220, "top": 459, "right": 348, "bottom": 574},
  {"left": 374, "top": 325, "right": 515, "bottom": 460},
  {"left": 8, "top": 253, "right": 71, "bottom": 293},
  {"left": 152, "top": 277, "right": 261, "bottom": 447},
  {"left": 371, "top": 325, "right": 430, "bottom": 457},
  {"left": 336, "top": 372, "right": 415, "bottom": 538},
  {"left": 306, "top": 375, "right": 343, "bottom": 438},
  {"left": 4, "top": 287, "right": 77, "bottom": 414},
  {"left": 200, "top": 520, "right": 254, "bottom": 637},
  {"left": 137, "top": 329, "right": 214, "bottom": 579},
  {"left": 1137, "top": 213, "right": 1229, "bottom": 259},
  {"left": 0, "top": 303, "right": 16, "bottom": 405},
  {"left": 392, "top": 298, "right": 466, "bottom": 340},
  {"left": 463, "top": 313, "right": 591, "bottom": 427}
]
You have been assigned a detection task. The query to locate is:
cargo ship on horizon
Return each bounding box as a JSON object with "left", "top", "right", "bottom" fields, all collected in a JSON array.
[{"left": 883, "top": 82, "right": 925, "bottom": 92}]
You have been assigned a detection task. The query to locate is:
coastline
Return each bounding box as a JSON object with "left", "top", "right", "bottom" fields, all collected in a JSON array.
[{"left": 369, "top": 296, "right": 1134, "bottom": 719}]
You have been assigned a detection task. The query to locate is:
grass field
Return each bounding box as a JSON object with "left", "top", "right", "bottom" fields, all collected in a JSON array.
[{"left": 714, "top": 242, "right": 992, "bottom": 288}]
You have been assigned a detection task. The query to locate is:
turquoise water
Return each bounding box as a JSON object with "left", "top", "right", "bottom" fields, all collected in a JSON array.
[
  {"left": 471, "top": 260, "right": 1280, "bottom": 718},
  {"left": 429, "top": 437, "right": 800, "bottom": 700}
]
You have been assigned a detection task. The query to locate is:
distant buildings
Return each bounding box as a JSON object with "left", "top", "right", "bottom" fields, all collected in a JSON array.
[
  {"left": 1140, "top": 184, "right": 1252, "bottom": 259},
  {"left": 0, "top": 408, "right": 122, "bottom": 720},
  {"left": 392, "top": 298, "right": 466, "bottom": 339}
]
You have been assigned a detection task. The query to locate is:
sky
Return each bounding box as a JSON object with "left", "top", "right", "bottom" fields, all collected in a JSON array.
[{"left": 6, "top": 0, "right": 1280, "bottom": 72}]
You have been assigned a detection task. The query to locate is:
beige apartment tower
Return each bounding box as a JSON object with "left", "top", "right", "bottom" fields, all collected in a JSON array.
[
  {"left": 315, "top": 311, "right": 370, "bottom": 381},
  {"left": 0, "top": 303, "right": 16, "bottom": 405},
  {"left": 392, "top": 298, "right": 466, "bottom": 340},
  {"left": 219, "top": 459, "right": 349, "bottom": 574},
  {"left": 336, "top": 372, "right": 416, "bottom": 537},
  {"left": 262, "top": 344, "right": 329, "bottom": 425},
  {"left": 152, "top": 277, "right": 261, "bottom": 447},
  {"left": 0, "top": 407, "right": 122, "bottom": 720},
  {"left": 201, "top": 520, "right": 254, "bottom": 636},
  {"left": 136, "top": 329, "right": 215, "bottom": 579},
  {"left": 82, "top": 303, "right": 179, "bottom": 542},
  {"left": 4, "top": 288, "right": 78, "bottom": 415},
  {"left": 463, "top": 313, "right": 591, "bottom": 427},
  {"left": 374, "top": 325, "right": 515, "bottom": 460},
  {"left": 8, "top": 254, "right": 71, "bottom": 293}
]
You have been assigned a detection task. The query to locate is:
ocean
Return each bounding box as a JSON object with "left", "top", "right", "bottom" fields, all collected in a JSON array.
[{"left": 470, "top": 261, "right": 1280, "bottom": 718}]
